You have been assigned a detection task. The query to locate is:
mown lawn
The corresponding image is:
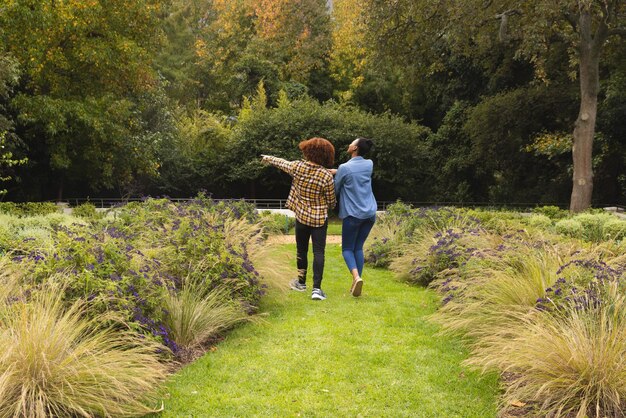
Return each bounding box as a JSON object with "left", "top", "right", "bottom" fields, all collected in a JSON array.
[{"left": 158, "top": 244, "right": 499, "bottom": 417}]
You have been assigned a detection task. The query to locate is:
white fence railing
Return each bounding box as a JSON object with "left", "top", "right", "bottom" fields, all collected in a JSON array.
[{"left": 56, "top": 197, "right": 626, "bottom": 212}]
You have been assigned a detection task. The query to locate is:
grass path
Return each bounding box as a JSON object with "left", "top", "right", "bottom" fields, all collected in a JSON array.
[{"left": 159, "top": 244, "right": 499, "bottom": 417}]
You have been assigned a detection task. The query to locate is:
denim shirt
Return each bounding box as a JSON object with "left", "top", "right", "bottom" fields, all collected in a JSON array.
[{"left": 334, "top": 156, "right": 377, "bottom": 220}]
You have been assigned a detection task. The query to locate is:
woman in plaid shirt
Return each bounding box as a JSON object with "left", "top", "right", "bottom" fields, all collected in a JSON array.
[{"left": 261, "top": 137, "right": 336, "bottom": 301}]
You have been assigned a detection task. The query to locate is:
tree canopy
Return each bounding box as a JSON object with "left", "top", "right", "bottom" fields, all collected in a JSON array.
[{"left": 0, "top": 0, "right": 624, "bottom": 208}]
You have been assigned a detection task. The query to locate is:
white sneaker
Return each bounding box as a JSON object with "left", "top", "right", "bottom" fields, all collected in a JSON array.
[
  {"left": 311, "top": 288, "right": 327, "bottom": 300},
  {"left": 290, "top": 279, "right": 307, "bottom": 292}
]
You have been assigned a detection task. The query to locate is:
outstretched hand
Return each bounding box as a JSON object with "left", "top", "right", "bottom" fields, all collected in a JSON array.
[{"left": 328, "top": 168, "right": 337, "bottom": 175}]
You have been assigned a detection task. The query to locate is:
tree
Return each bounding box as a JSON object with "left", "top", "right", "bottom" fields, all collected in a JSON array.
[
  {"left": 364, "top": 0, "right": 626, "bottom": 211},
  {"left": 328, "top": 0, "right": 367, "bottom": 102},
  {"left": 0, "top": 53, "right": 25, "bottom": 196},
  {"left": 253, "top": 0, "right": 332, "bottom": 84},
  {"left": 0, "top": 130, "right": 26, "bottom": 196},
  {"left": 0, "top": 0, "right": 167, "bottom": 198}
]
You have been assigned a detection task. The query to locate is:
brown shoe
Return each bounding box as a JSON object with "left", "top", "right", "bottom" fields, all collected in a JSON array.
[{"left": 351, "top": 278, "right": 363, "bottom": 297}]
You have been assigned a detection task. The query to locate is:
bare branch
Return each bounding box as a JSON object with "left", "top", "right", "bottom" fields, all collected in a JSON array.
[
  {"left": 608, "top": 27, "right": 626, "bottom": 36},
  {"left": 594, "top": 20, "right": 610, "bottom": 48},
  {"left": 495, "top": 9, "right": 521, "bottom": 42},
  {"left": 495, "top": 9, "right": 521, "bottom": 18},
  {"left": 597, "top": 0, "right": 613, "bottom": 27}
]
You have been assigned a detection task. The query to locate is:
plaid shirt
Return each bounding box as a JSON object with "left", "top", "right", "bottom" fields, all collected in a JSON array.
[{"left": 264, "top": 156, "right": 336, "bottom": 227}]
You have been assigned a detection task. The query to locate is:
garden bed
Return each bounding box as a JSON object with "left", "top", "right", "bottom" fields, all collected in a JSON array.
[
  {"left": 365, "top": 203, "right": 626, "bottom": 417},
  {"left": 0, "top": 196, "right": 284, "bottom": 416}
]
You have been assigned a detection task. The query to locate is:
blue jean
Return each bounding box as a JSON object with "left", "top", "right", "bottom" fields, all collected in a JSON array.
[{"left": 341, "top": 215, "right": 376, "bottom": 276}]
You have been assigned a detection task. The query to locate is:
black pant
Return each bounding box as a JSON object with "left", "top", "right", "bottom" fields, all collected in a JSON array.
[{"left": 295, "top": 219, "right": 328, "bottom": 290}]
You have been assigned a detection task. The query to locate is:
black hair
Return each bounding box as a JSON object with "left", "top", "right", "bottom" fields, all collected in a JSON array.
[{"left": 355, "top": 137, "right": 373, "bottom": 156}]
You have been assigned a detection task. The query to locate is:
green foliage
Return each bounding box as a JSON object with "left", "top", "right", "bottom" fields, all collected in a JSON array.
[
  {"left": 5, "top": 197, "right": 264, "bottom": 353},
  {"left": 571, "top": 213, "right": 615, "bottom": 242},
  {"left": 0, "top": 202, "right": 60, "bottom": 216},
  {"left": 532, "top": 205, "right": 568, "bottom": 219},
  {"left": 259, "top": 212, "right": 295, "bottom": 235},
  {"left": 224, "top": 97, "right": 431, "bottom": 201},
  {"left": 555, "top": 219, "right": 584, "bottom": 239},
  {"left": 603, "top": 219, "right": 626, "bottom": 241},
  {"left": 147, "top": 107, "right": 229, "bottom": 196},
  {"left": 0, "top": 130, "right": 27, "bottom": 195},
  {"left": 0, "top": 0, "right": 170, "bottom": 198},
  {"left": 425, "top": 101, "right": 482, "bottom": 202},
  {"left": 0, "top": 1, "right": 164, "bottom": 97},
  {"left": 0, "top": 54, "right": 20, "bottom": 134},
  {"left": 71, "top": 203, "right": 101, "bottom": 219},
  {"left": 463, "top": 85, "right": 576, "bottom": 203},
  {"left": 14, "top": 94, "right": 162, "bottom": 192},
  {"left": 527, "top": 214, "right": 552, "bottom": 229}
]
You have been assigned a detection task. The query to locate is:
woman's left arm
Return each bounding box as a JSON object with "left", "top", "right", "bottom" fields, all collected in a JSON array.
[{"left": 325, "top": 177, "right": 337, "bottom": 210}]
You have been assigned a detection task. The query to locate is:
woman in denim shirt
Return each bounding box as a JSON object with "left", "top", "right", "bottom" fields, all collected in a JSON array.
[{"left": 333, "top": 137, "right": 377, "bottom": 297}]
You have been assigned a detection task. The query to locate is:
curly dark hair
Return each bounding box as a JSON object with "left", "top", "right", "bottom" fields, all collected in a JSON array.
[{"left": 299, "top": 137, "right": 335, "bottom": 168}]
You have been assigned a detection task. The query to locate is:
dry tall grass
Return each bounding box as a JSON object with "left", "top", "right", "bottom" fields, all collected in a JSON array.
[
  {"left": 431, "top": 243, "right": 564, "bottom": 341},
  {"left": 0, "top": 283, "right": 168, "bottom": 417},
  {"left": 468, "top": 283, "right": 626, "bottom": 418},
  {"left": 164, "top": 282, "right": 252, "bottom": 352},
  {"left": 223, "top": 216, "right": 292, "bottom": 291}
]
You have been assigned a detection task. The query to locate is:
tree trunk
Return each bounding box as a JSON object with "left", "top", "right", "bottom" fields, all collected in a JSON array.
[{"left": 569, "top": 9, "right": 604, "bottom": 213}]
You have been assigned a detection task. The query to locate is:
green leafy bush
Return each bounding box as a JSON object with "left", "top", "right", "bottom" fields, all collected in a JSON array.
[
  {"left": 527, "top": 214, "right": 552, "bottom": 229},
  {"left": 8, "top": 196, "right": 266, "bottom": 353},
  {"left": 223, "top": 97, "right": 432, "bottom": 202},
  {"left": 555, "top": 219, "right": 583, "bottom": 238},
  {"left": 531, "top": 205, "right": 568, "bottom": 219},
  {"left": 604, "top": 219, "right": 626, "bottom": 241},
  {"left": 259, "top": 212, "right": 295, "bottom": 234},
  {"left": 572, "top": 213, "right": 615, "bottom": 242},
  {"left": 72, "top": 202, "right": 102, "bottom": 219},
  {"left": 0, "top": 202, "right": 60, "bottom": 216}
]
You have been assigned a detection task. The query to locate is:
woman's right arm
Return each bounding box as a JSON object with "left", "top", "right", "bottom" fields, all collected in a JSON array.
[{"left": 261, "top": 155, "right": 296, "bottom": 175}]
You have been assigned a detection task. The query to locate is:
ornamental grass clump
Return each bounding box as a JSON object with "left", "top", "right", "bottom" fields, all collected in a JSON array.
[
  {"left": 431, "top": 242, "right": 564, "bottom": 341},
  {"left": 531, "top": 205, "right": 568, "bottom": 219},
  {"left": 164, "top": 281, "right": 251, "bottom": 354},
  {"left": 391, "top": 223, "right": 502, "bottom": 287},
  {"left": 0, "top": 284, "right": 168, "bottom": 418},
  {"left": 365, "top": 203, "right": 483, "bottom": 268},
  {"left": 539, "top": 257, "right": 626, "bottom": 312},
  {"left": 468, "top": 283, "right": 626, "bottom": 418}
]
